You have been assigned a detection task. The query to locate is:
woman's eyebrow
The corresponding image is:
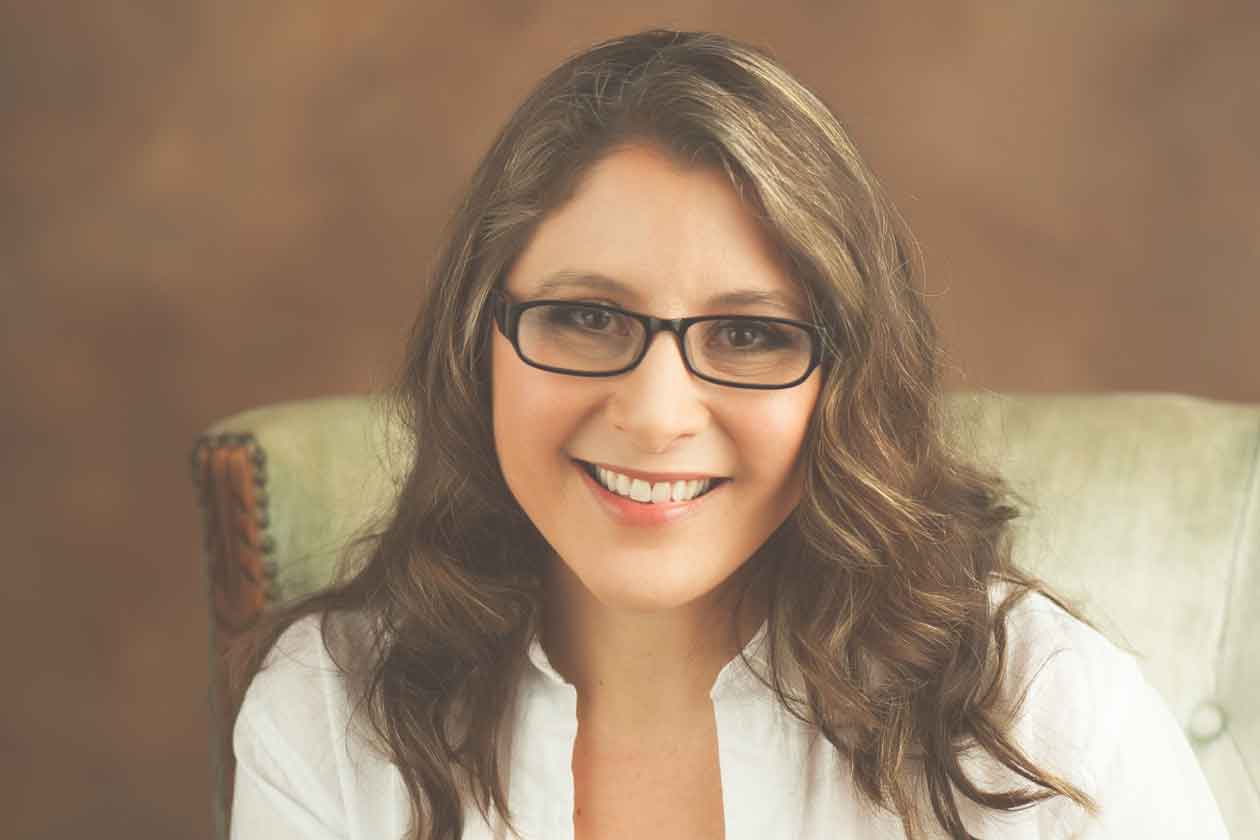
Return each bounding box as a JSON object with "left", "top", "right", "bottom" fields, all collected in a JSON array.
[{"left": 532, "top": 271, "right": 805, "bottom": 316}]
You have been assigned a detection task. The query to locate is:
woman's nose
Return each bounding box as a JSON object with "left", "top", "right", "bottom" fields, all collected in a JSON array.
[{"left": 606, "top": 331, "right": 709, "bottom": 450}]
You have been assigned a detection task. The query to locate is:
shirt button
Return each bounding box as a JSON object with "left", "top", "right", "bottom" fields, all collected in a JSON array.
[{"left": 1187, "top": 701, "right": 1227, "bottom": 743}]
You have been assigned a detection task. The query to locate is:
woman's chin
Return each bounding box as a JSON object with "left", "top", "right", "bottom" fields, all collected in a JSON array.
[{"left": 576, "top": 566, "right": 729, "bottom": 614}]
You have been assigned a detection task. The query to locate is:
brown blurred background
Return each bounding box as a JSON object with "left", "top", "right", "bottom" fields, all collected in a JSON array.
[{"left": 2, "top": 2, "right": 1257, "bottom": 838}]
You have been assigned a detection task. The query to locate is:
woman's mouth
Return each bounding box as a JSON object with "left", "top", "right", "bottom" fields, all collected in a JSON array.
[
  {"left": 573, "top": 459, "right": 730, "bottom": 503},
  {"left": 571, "top": 458, "right": 731, "bottom": 527}
]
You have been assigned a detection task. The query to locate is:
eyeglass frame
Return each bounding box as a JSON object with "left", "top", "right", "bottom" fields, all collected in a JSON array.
[{"left": 489, "top": 287, "right": 828, "bottom": 390}]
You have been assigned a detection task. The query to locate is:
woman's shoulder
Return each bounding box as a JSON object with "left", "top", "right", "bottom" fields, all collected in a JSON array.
[
  {"left": 247, "top": 611, "right": 372, "bottom": 692},
  {"left": 230, "top": 614, "right": 411, "bottom": 835},
  {"left": 987, "top": 578, "right": 1140, "bottom": 698},
  {"left": 968, "top": 581, "right": 1141, "bottom": 788},
  {"left": 971, "top": 581, "right": 1150, "bottom": 819},
  {"left": 235, "top": 610, "right": 379, "bottom": 750},
  {"left": 971, "top": 580, "right": 1229, "bottom": 836}
]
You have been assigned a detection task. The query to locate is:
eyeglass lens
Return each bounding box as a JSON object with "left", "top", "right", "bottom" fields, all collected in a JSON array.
[{"left": 516, "top": 302, "right": 813, "bottom": 386}]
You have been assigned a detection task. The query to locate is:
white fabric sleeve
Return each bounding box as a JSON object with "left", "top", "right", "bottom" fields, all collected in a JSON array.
[
  {"left": 986, "top": 591, "right": 1231, "bottom": 839},
  {"left": 230, "top": 703, "right": 347, "bottom": 840},
  {"left": 228, "top": 617, "right": 350, "bottom": 840},
  {"left": 1068, "top": 668, "right": 1230, "bottom": 839}
]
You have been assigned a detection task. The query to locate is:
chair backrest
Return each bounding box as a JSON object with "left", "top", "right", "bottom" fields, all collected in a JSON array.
[{"left": 191, "top": 390, "right": 1260, "bottom": 838}]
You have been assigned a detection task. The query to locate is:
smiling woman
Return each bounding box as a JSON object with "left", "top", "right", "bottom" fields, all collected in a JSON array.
[
  {"left": 223, "top": 29, "right": 1228, "bottom": 840},
  {"left": 491, "top": 144, "right": 819, "bottom": 639}
]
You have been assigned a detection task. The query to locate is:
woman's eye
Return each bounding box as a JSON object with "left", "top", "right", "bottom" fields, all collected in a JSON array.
[
  {"left": 577, "top": 309, "right": 610, "bottom": 330},
  {"left": 714, "top": 321, "right": 775, "bottom": 349},
  {"left": 554, "top": 305, "right": 614, "bottom": 331}
]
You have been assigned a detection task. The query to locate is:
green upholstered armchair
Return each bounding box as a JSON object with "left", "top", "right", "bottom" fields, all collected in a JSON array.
[{"left": 191, "top": 391, "right": 1260, "bottom": 839}]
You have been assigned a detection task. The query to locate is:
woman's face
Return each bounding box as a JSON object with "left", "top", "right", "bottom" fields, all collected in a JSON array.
[{"left": 491, "top": 143, "right": 822, "bottom": 614}]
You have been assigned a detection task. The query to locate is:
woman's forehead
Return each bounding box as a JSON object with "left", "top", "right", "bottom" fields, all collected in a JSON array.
[
  {"left": 509, "top": 146, "right": 808, "bottom": 315},
  {"left": 523, "top": 269, "right": 808, "bottom": 319}
]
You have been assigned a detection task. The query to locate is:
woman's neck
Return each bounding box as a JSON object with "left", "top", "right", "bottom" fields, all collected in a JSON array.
[{"left": 539, "top": 557, "right": 767, "bottom": 733}]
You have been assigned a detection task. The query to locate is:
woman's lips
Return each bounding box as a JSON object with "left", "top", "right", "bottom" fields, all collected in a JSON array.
[
  {"left": 582, "top": 459, "right": 728, "bottom": 483},
  {"left": 573, "top": 458, "right": 728, "bottom": 527}
]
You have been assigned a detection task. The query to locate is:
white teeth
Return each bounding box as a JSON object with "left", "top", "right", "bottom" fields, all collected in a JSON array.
[{"left": 591, "top": 462, "right": 715, "bottom": 504}]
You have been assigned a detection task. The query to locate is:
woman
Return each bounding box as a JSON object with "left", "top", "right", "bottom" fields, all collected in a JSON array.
[{"left": 227, "top": 29, "right": 1227, "bottom": 840}]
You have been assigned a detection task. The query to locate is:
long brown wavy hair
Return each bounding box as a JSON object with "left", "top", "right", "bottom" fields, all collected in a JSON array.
[{"left": 226, "top": 29, "right": 1099, "bottom": 840}]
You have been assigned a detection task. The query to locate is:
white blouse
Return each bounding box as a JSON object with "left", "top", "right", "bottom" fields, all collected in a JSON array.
[{"left": 230, "top": 588, "right": 1229, "bottom": 839}]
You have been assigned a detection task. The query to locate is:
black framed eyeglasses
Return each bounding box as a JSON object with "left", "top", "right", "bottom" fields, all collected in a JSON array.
[{"left": 489, "top": 288, "right": 826, "bottom": 390}]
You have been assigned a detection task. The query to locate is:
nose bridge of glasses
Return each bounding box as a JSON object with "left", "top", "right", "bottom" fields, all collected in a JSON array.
[{"left": 638, "top": 316, "right": 694, "bottom": 373}]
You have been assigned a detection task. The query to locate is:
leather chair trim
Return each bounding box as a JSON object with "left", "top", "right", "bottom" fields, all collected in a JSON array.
[{"left": 190, "top": 432, "right": 277, "bottom": 836}]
